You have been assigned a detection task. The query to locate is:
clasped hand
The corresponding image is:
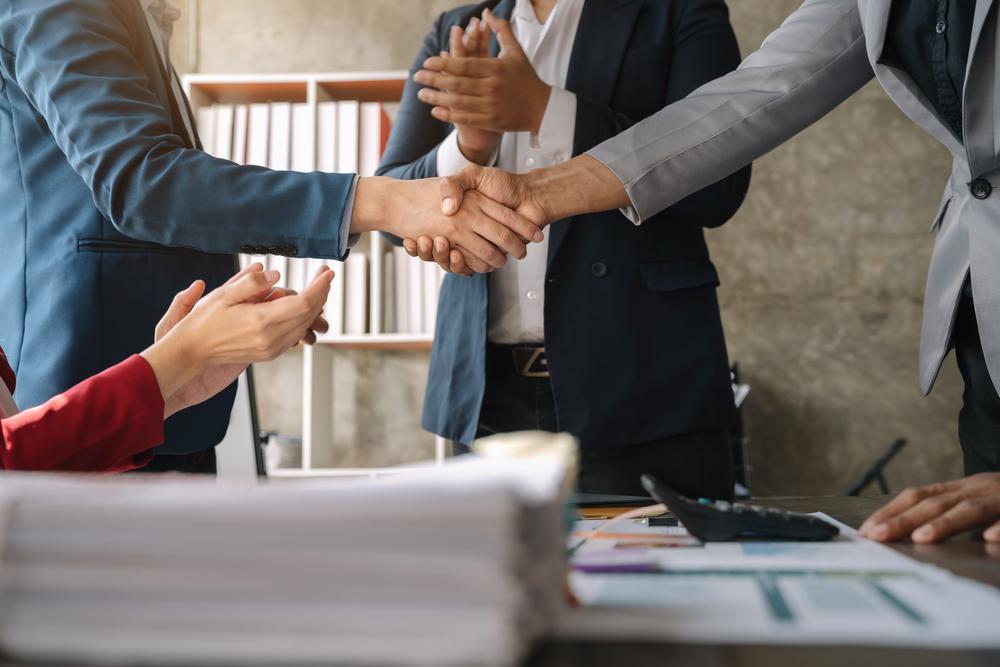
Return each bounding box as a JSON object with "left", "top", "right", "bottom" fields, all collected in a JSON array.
[{"left": 401, "top": 8, "right": 553, "bottom": 275}]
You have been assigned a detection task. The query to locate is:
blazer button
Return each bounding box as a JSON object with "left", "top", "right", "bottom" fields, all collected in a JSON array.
[
  {"left": 267, "top": 245, "right": 285, "bottom": 255},
  {"left": 284, "top": 245, "right": 299, "bottom": 257},
  {"left": 254, "top": 246, "right": 269, "bottom": 255},
  {"left": 970, "top": 178, "right": 992, "bottom": 200},
  {"left": 239, "top": 245, "right": 254, "bottom": 254},
  {"left": 590, "top": 262, "right": 608, "bottom": 278}
]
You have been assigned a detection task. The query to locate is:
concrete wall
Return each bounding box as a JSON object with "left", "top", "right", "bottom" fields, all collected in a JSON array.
[{"left": 172, "top": 0, "right": 965, "bottom": 493}]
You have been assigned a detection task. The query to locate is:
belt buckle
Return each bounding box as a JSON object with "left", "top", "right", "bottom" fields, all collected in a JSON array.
[{"left": 515, "top": 346, "right": 549, "bottom": 378}]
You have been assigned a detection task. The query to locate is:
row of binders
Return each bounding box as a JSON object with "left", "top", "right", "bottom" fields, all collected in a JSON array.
[
  {"left": 258, "top": 248, "right": 443, "bottom": 337},
  {"left": 0, "top": 435, "right": 573, "bottom": 666},
  {"left": 195, "top": 99, "right": 389, "bottom": 175},
  {"left": 196, "top": 100, "right": 444, "bottom": 337}
]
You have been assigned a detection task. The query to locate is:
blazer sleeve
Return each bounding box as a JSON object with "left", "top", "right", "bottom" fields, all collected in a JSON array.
[
  {"left": 587, "top": 0, "right": 874, "bottom": 223},
  {"left": 376, "top": 13, "right": 453, "bottom": 184},
  {"left": 0, "top": 355, "right": 164, "bottom": 472},
  {"left": 1, "top": 0, "right": 353, "bottom": 259}
]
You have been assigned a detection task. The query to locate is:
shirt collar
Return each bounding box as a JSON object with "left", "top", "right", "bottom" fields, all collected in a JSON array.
[{"left": 514, "top": 0, "right": 544, "bottom": 26}]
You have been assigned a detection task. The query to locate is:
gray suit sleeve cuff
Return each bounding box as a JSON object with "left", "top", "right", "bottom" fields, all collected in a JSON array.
[
  {"left": 586, "top": 147, "right": 643, "bottom": 225},
  {"left": 339, "top": 175, "right": 361, "bottom": 253}
]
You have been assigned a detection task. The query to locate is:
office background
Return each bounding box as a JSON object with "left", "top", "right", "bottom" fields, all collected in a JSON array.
[{"left": 170, "top": 0, "right": 961, "bottom": 494}]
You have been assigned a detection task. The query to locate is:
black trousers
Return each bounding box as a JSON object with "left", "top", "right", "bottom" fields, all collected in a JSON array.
[
  {"left": 467, "top": 344, "right": 735, "bottom": 500},
  {"left": 132, "top": 448, "right": 217, "bottom": 474},
  {"left": 954, "top": 288, "right": 1000, "bottom": 474}
]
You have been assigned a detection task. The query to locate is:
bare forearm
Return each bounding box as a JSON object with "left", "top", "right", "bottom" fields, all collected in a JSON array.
[
  {"left": 140, "top": 337, "right": 201, "bottom": 418},
  {"left": 524, "top": 155, "right": 631, "bottom": 222}
]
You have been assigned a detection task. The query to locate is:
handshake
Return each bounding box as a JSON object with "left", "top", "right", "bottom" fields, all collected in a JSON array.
[{"left": 351, "top": 7, "right": 629, "bottom": 277}]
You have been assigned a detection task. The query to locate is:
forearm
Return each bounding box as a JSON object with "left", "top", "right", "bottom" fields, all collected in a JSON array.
[
  {"left": 525, "top": 155, "right": 631, "bottom": 222},
  {"left": 0, "top": 356, "right": 164, "bottom": 471}
]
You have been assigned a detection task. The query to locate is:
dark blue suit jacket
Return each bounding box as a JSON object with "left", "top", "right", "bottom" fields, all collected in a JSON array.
[
  {"left": 0, "top": 0, "right": 355, "bottom": 454},
  {"left": 379, "top": 0, "right": 751, "bottom": 450}
]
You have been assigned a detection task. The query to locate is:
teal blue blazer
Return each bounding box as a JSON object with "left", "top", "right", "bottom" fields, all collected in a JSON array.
[{"left": 0, "top": 0, "right": 355, "bottom": 454}]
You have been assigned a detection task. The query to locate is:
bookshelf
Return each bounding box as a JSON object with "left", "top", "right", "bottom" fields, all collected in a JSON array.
[{"left": 183, "top": 71, "right": 448, "bottom": 476}]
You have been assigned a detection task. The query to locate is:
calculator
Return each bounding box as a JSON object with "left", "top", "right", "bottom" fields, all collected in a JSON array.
[{"left": 640, "top": 475, "right": 839, "bottom": 542}]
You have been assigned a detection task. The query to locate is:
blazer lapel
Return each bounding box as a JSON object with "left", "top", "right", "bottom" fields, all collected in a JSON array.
[
  {"left": 547, "top": 0, "right": 642, "bottom": 264},
  {"left": 863, "top": 0, "right": 966, "bottom": 159},
  {"left": 963, "top": 0, "right": 998, "bottom": 177}
]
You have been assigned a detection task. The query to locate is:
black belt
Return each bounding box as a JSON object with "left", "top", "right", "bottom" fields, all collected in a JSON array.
[{"left": 488, "top": 343, "right": 550, "bottom": 378}]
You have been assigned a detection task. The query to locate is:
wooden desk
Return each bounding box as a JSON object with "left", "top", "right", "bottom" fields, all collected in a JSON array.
[{"left": 528, "top": 495, "right": 1000, "bottom": 667}]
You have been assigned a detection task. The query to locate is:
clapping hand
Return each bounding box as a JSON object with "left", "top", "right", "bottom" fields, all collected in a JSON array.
[{"left": 145, "top": 262, "right": 333, "bottom": 418}]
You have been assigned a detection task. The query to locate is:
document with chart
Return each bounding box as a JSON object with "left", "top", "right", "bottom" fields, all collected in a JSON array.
[{"left": 562, "top": 516, "right": 1000, "bottom": 648}]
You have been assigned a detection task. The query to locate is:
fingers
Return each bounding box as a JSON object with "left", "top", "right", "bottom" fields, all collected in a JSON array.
[
  {"left": 440, "top": 165, "right": 485, "bottom": 216},
  {"left": 864, "top": 492, "right": 963, "bottom": 542},
  {"left": 859, "top": 482, "right": 950, "bottom": 537},
  {"left": 452, "top": 248, "right": 482, "bottom": 275},
  {"left": 415, "top": 236, "right": 436, "bottom": 262},
  {"left": 430, "top": 105, "right": 491, "bottom": 126},
  {"left": 223, "top": 269, "right": 280, "bottom": 305},
  {"left": 432, "top": 236, "right": 452, "bottom": 271},
  {"left": 459, "top": 191, "right": 527, "bottom": 261},
  {"left": 423, "top": 54, "right": 493, "bottom": 77},
  {"left": 985, "top": 517, "right": 1000, "bottom": 543},
  {"left": 475, "top": 191, "right": 545, "bottom": 244},
  {"left": 417, "top": 87, "right": 487, "bottom": 112},
  {"left": 413, "top": 70, "right": 481, "bottom": 95},
  {"left": 483, "top": 8, "right": 526, "bottom": 59},
  {"left": 155, "top": 279, "right": 207, "bottom": 341},
  {"left": 464, "top": 16, "right": 488, "bottom": 57},
  {"left": 449, "top": 24, "right": 466, "bottom": 58},
  {"left": 403, "top": 238, "right": 418, "bottom": 256},
  {"left": 911, "top": 496, "right": 1000, "bottom": 543},
  {"left": 224, "top": 261, "right": 264, "bottom": 286}
]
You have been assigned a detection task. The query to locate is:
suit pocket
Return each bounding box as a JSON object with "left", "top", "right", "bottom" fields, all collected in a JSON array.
[
  {"left": 78, "top": 238, "right": 188, "bottom": 255},
  {"left": 929, "top": 196, "right": 953, "bottom": 234},
  {"left": 639, "top": 260, "right": 720, "bottom": 292}
]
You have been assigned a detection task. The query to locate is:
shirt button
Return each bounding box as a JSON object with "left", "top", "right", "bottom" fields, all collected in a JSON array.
[
  {"left": 936, "top": 20, "right": 947, "bottom": 34},
  {"left": 525, "top": 157, "right": 535, "bottom": 168},
  {"left": 591, "top": 262, "right": 608, "bottom": 278},
  {"left": 525, "top": 289, "right": 539, "bottom": 301},
  {"left": 970, "top": 178, "right": 992, "bottom": 200}
]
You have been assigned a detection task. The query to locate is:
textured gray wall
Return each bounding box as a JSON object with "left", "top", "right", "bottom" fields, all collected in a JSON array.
[{"left": 173, "top": 0, "right": 965, "bottom": 492}]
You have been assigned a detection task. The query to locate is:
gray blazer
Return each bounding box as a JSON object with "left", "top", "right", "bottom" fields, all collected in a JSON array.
[{"left": 589, "top": 0, "right": 1000, "bottom": 398}]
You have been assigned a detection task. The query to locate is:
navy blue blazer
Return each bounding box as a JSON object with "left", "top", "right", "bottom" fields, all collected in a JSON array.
[
  {"left": 0, "top": 0, "right": 355, "bottom": 454},
  {"left": 378, "top": 0, "right": 751, "bottom": 449}
]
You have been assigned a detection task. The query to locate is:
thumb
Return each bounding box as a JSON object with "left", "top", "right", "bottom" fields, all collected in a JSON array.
[
  {"left": 224, "top": 269, "right": 280, "bottom": 304},
  {"left": 155, "top": 280, "right": 205, "bottom": 341},
  {"left": 440, "top": 164, "right": 484, "bottom": 215},
  {"left": 483, "top": 8, "right": 526, "bottom": 59}
]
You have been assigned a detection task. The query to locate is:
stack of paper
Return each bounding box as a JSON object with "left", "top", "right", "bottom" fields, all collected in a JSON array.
[{"left": 0, "top": 449, "right": 571, "bottom": 666}]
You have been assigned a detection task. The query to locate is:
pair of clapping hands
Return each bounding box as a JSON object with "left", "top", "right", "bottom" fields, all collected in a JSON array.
[{"left": 401, "top": 8, "right": 557, "bottom": 275}]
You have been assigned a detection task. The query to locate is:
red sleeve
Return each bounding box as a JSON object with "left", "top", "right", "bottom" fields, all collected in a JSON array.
[
  {"left": 0, "top": 348, "right": 15, "bottom": 394},
  {"left": 0, "top": 355, "right": 164, "bottom": 472}
]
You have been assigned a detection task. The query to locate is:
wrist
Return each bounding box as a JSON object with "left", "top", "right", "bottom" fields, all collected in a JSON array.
[
  {"left": 141, "top": 332, "right": 202, "bottom": 410},
  {"left": 457, "top": 134, "right": 498, "bottom": 166},
  {"left": 350, "top": 177, "right": 396, "bottom": 235},
  {"left": 523, "top": 154, "right": 629, "bottom": 221}
]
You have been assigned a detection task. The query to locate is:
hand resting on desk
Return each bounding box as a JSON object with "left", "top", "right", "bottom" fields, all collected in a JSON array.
[{"left": 859, "top": 472, "right": 1000, "bottom": 544}]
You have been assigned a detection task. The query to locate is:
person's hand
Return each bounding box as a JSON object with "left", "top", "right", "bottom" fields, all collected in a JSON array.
[
  {"left": 858, "top": 472, "right": 1000, "bottom": 543},
  {"left": 403, "top": 164, "right": 551, "bottom": 274},
  {"left": 142, "top": 263, "right": 334, "bottom": 417},
  {"left": 435, "top": 18, "right": 501, "bottom": 165},
  {"left": 352, "top": 176, "right": 544, "bottom": 275},
  {"left": 414, "top": 8, "right": 552, "bottom": 135}
]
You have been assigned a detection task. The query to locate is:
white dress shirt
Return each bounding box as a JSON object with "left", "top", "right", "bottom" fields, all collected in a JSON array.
[{"left": 436, "top": 0, "right": 584, "bottom": 344}]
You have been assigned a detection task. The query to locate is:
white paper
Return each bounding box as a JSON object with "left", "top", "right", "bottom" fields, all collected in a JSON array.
[{"left": 564, "top": 515, "right": 1000, "bottom": 649}]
